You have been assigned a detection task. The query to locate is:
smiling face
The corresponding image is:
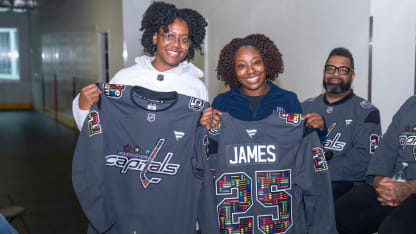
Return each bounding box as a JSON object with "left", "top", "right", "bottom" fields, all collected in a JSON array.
[
  {"left": 151, "top": 18, "right": 189, "bottom": 72},
  {"left": 323, "top": 55, "right": 355, "bottom": 94},
  {"left": 234, "top": 45, "right": 268, "bottom": 96}
]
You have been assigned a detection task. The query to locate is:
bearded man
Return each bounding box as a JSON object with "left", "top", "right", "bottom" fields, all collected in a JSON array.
[{"left": 302, "top": 47, "right": 382, "bottom": 200}]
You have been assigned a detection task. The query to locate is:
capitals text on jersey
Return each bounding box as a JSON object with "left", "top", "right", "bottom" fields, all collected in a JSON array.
[
  {"left": 323, "top": 133, "right": 346, "bottom": 151},
  {"left": 399, "top": 134, "right": 416, "bottom": 148},
  {"left": 105, "top": 139, "right": 180, "bottom": 188},
  {"left": 226, "top": 143, "right": 277, "bottom": 165}
]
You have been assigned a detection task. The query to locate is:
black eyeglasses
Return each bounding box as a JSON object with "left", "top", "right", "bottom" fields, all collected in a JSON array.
[
  {"left": 159, "top": 33, "right": 191, "bottom": 49},
  {"left": 324, "top": 65, "right": 353, "bottom": 75}
]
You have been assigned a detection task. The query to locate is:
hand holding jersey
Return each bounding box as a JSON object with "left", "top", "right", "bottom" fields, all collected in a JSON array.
[
  {"left": 302, "top": 47, "right": 382, "bottom": 200},
  {"left": 72, "top": 83, "right": 219, "bottom": 234},
  {"left": 204, "top": 112, "right": 337, "bottom": 234},
  {"left": 198, "top": 107, "right": 222, "bottom": 130},
  {"left": 78, "top": 84, "right": 102, "bottom": 110},
  {"left": 301, "top": 112, "right": 325, "bottom": 130}
]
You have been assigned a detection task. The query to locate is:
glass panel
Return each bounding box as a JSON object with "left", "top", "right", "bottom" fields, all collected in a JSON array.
[
  {"left": 0, "top": 28, "right": 19, "bottom": 80},
  {"left": 0, "top": 32, "right": 11, "bottom": 74}
]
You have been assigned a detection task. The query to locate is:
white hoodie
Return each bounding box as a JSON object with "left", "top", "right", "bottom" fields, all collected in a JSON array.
[{"left": 72, "top": 55, "right": 208, "bottom": 129}]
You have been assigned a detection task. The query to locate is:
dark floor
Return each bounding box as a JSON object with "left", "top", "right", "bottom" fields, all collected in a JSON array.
[{"left": 0, "top": 110, "right": 88, "bottom": 233}]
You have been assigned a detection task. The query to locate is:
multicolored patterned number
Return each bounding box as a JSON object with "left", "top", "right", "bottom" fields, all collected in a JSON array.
[
  {"left": 216, "top": 170, "right": 292, "bottom": 234},
  {"left": 256, "top": 170, "right": 292, "bottom": 234},
  {"left": 369, "top": 134, "right": 380, "bottom": 153},
  {"left": 88, "top": 111, "right": 101, "bottom": 136},
  {"left": 312, "top": 147, "right": 328, "bottom": 171},
  {"left": 216, "top": 173, "right": 253, "bottom": 234}
]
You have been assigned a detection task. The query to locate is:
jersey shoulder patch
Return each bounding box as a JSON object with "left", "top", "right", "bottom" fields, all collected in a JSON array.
[
  {"left": 359, "top": 100, "right": 375, "bottom": 109},
  {"left": 364, "top": 109, "right": 380, "bottom": 124}
]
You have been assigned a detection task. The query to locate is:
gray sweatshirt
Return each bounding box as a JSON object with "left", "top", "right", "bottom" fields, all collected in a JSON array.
[
  {"left": 367, "top": 96, "right": 416, "bottom": 180},
  {"left": 72, "top": 83, "right": 219, "bottom": 234},
  {"left": 205, "top": 111, "right": 337, "bottom": 234},
  {"left": 302, "top": 92, "right": 381, "bottom": 181}
]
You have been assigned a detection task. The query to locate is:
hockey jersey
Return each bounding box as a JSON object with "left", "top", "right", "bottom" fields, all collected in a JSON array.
[
  {"left": 204, "top": 112, "right": 337, "bottom": 234},
  {"left": 367, "top": 96, "right": 416, "bottom": 180},
  {"left": 302, "top": 92, "right": 381, "bottom": 181},
  {"left": 72, "top": 83, "right": 219, "bottom": 234}
]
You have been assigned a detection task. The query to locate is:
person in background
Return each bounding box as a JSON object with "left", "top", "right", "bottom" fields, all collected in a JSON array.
[
  {"left": 301, "top": 47, "right": 382, "bottom": 200},
  {"left": 335, "top": 96, "right": 416, "bottom": 234},
  {"left": 72, "top": 1, "right": 208, "bottom": 129}
]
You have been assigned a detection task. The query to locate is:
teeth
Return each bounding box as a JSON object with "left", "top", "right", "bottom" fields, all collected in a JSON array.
[
  {"left": 167, "top": 50, "right": 179, "bottom": 56},
  {"left": 246, "top": 76, "right": 259, "bottom": 82}
]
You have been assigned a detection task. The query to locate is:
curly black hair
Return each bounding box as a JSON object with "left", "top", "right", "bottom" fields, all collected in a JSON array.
[
  {"left": 217, "top": 34, "right": 284, "bottom": 88},
  {"left": 140, "top": 1, "right": 208, "bottom": 62}
]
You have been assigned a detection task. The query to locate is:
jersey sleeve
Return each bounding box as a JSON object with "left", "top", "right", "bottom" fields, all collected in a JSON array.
[
  {"left": 333, "top": 109, "right": 382, "bottom": 181},
  {"left": 194, "top": 126, "right": 220, "bottom": 234},
  {"left": 72, "top": 103, "right": 116, "bottom": 233},
  {"left": 366, "top": 98, "right": 413, "bottom": 177},
  {"left": 295, "top": 128, "right": 337, "bottom": 234},
  {"left": 72, "top": 72, "right": 124, "bottom": 130}
]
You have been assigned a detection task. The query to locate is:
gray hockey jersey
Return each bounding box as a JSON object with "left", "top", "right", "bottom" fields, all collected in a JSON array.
[
  {"left": 367, "top": 96, "right": 416, "bottom": 180},
  {"left": 204, "top": 112, "right": 337, "bottom": 234},
  {"left": 72, "top": 83, "right": 219, "bottom": 234},
  {"left": 302, "top": 92, "right": 381, "bottom": 181}
]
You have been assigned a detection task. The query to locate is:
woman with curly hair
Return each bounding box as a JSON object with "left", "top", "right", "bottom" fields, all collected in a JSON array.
[
  {"left": 73, "top": 1, "right": 208, "bottom": 129},
  {"left": 201, "top": 34, "right": 337, "bottom": 234},
  {"left": 200, "top": 34, "right": 302, "bottom": 128}
]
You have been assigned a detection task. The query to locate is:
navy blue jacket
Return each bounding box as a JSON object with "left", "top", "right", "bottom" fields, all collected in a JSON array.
[{"left": 212, "top": 81, "right": 302, "bottom": 120}]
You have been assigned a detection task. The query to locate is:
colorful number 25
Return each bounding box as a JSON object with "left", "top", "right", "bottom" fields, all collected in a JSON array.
[{"left": 216, "top": 170, "right": 292, "bottom": 234}]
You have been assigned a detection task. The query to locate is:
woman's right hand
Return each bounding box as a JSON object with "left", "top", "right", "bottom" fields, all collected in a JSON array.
[
  {"left": 199, "top": 107, "right": 222, "bottom": 129},
  {"left": 79, "top": 84, "right": 102, "bottom": 110}
]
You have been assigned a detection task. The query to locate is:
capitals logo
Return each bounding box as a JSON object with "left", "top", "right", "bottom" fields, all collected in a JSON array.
[
  {"left": 88, "top": 110, "right": 101, "bottom": 136},
  {"left": 279, "top": 112, "right": 301, "bottom": 125},
  {"left": 105, "top": 139, "right": 180, "bottom": 189},
  {"left": 370, "top": 134, "right": 380, "bottom": 153},
  {"left": 104, "top": 83, "right": 125, "bottom": 97},
  {"left": 312, "top": 147, "right": 328, "bottom": 171}
]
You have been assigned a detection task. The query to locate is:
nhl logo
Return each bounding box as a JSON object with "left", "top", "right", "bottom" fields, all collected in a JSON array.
[
  {"left": 360, "top": 100, "right": 374, "bottom": 109},
  {"left": 147, "top": 113, "right": 156, "bottom": 122},
  {"left": 327, "top": 107, "right": 333, "bottom": 113}
]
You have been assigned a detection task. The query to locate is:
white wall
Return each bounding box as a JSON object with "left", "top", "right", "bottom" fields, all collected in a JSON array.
[
  {"left": 371, "top": 0, "right": 416, "bottom": 132},
  {"left": 122, "top": 0, "right": 151, "bottom": 67},
  {"left": 0, "top": 12, "right": 31, "bottom": 105},
  {"left": 164, "top": 0, "right": 370, "bottom": 103}
]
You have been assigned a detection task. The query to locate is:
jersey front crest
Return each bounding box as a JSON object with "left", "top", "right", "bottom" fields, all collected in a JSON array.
[{"left": 105, "top": 139, "right": 180, "bottom": 189}]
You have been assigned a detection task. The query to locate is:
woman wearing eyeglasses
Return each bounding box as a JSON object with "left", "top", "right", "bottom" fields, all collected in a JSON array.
[{"left": 72, "top": 1, "right": 208, "bottom": 130}]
